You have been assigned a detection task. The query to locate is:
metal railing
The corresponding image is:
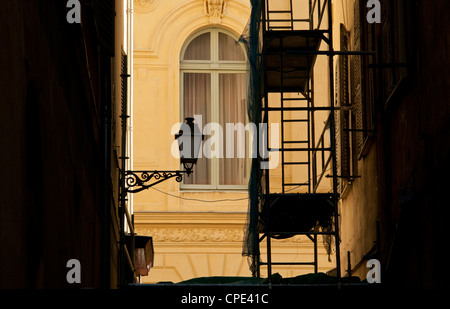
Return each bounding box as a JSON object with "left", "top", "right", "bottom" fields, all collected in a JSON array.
[{"left": 264, "top": 0, "right": 329, "bottom": 31}]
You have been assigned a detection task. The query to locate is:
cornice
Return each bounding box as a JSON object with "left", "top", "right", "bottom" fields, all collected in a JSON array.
[
  {"left": 134, "top": 211, "right": 247, "bottom": 225},
  {"left": 133, "top": 49, "right": 158, "bottom": 59}
]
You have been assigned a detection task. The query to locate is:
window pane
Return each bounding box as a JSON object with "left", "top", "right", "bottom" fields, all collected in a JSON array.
[
  {"left": 183, "top": 73, "right": 211, "bottom": 185},
  {"left": 183, "top": 33, "right": 211, "bottom": 60},
  {"left": 219, "top": 32, "right": 245, "bottom": 61},
  {"left": 219, "top": 73, "right": 247, "bottom": 185}
]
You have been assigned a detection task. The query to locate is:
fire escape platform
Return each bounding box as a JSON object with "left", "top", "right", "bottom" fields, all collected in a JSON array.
[
  {"left": 259, "top": 193, "right": 334, "bottom": 239},
  {"left": 265, "top": 30, "right": 325, "bottom": 93}
]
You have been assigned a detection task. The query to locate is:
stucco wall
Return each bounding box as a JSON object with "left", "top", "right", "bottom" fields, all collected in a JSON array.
[{"left": 132, "top": 0, "right": 335, "bottom": 283}]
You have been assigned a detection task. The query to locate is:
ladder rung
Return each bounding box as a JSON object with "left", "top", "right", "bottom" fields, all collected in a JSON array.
[
  {"left": 283, "top": 119, "right": 309, "bottom": 122},
  {"left": 268, "top": 10, "right": 293, "bottom": 13},
  {"left": 273, "top": 147, "right": 332, "bottom": 152},
  {"left": 284, "top": 162, "right": 309, "bottom": 165},
  {"left": 268, "top": 26, "right": 294, "bottom": 30},
  {"left": 284, "top": 183, "right": 309, "bottom": 186},
  {"left": 283, "top": 140, "right": 309, "bottom": 144},
  {"left": 267, "top": 17, "right": 292, "bottom": 22},
  {"left": 281, "top": 97, "right": 309, "bottom": 101},
  {"left": 265, "top": 107, "right": 333, "bottom": 111},
  {"left": 260, "top": 262, "right": 316, "bottom": 266}
]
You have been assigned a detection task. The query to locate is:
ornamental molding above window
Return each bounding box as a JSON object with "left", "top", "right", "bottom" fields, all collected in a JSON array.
[{"left": 203, "top": 0, "right": 229, "bottom": 24}]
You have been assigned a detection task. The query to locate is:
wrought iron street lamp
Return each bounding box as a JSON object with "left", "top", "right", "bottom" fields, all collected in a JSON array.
[
  {"left": 123, "top": 117, "right": 204, "bottom": 193},
  {"left": 118, "top": 68, "right": 207, "bottom": 286},
  {"left": 175, "top": 117, "right": 204, "bottom": 175}
]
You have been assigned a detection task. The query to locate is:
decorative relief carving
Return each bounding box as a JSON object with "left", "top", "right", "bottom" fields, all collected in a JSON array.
[
  {"left": 134, "top": 0, "right": 159, "bottom": 14},
  {"left": 203, "top": 0, "right": 229, "bottom": 24},
  {"left": 136, "top": 227, "right": 311, "bottom": 243},
  {"left": 138, "top": 228, "right": 243, "bottom": 242}
]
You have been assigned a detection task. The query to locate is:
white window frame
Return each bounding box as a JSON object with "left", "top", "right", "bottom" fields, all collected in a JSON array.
[{"left": 180, "top": 28, "right": 250, "bottom": 191}]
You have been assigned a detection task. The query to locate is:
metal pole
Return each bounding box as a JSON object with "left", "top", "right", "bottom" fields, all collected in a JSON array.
[
  {"left": 119, "top": 52, "right": 130, "bottom": 288},
  {"left": 267, "top": 233, "right": 272, "bottom": 281},
  {"left": 327, "top": 0, "right": 341, "bottom": 280},
  {"left": 262, "top": 0, "right": 270, "bottom": 280},
  {"left": 314, "top": 234, "right": 318, "bottom": 273}
]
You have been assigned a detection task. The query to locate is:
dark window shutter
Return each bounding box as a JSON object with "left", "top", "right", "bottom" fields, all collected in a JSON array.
[
  {"left": 352, "top": 0, "right": 364, "bottom": 155},
  {"left": 335, "top": 61, "right": 342, "bottom": 191},
  {"left": 336, "top": 24, "right": 351, "bottom": 193},
  {"left": 340, "top": 27, "right": 351, "bottom": 182},
  {"left": 121, "top": 51, "right": 128, "bottom": 119}
]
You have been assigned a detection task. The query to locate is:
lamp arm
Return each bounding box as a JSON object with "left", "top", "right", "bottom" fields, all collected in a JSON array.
[{"left": 124, "top": 170, "right": 189, "bottom": 193}]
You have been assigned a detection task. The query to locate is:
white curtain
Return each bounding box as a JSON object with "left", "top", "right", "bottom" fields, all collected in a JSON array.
[
  {"left": 183, "top": 73, "right": 211, "bottom": 184},
  {"left": 219, "top": 32, "right": 246, "bottom": 61},
  {"left": 183, "top": 32, "right": 211, "bottom": 60},
  {"left": 219, "top": 73, "right": 247, "bottom": 185}
]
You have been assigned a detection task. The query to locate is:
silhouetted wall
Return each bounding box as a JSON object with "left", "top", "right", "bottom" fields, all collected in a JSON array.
[
  {"left": 0, "top": 1, "right": 114, "bottom": 288},
  {"left": 338, "top": 0, "right": 450, "bottom": 288},
  {"left": 375, "top": 0, "right": 450, "bottom": 288}
]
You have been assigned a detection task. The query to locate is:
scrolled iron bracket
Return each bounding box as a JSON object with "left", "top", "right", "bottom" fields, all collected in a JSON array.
[{"left": 124, "top": 170, "right": 188, "bottom": 193}]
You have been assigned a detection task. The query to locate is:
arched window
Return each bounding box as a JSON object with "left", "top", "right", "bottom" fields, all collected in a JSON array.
[{"left": 180, "top": 28, "right": 248, "bottom": 189}]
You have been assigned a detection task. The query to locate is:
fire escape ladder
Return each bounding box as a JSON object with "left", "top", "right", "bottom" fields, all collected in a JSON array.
[{"left": 255, "top": 0, "right": 341, "bottom": 281}]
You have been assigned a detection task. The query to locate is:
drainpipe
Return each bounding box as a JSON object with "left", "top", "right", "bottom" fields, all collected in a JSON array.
[{"left": 127, "top": 0, "right": 133, "bottom": 220}]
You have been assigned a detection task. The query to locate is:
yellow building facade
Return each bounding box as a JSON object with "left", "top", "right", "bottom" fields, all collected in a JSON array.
[{"left": 132, "top": 0, "right": 334, "bottom": 284}]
